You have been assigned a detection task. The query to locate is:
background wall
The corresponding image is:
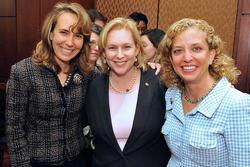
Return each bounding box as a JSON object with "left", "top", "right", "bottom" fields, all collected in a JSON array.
[
  {"left": 96, "top": 0, "right": 159, "bottom": 29},
  {"left": 158, "top": 0, "right": 237, "bottom": 56},
  {"left": 0, "top": 0, "right": 94, "bottom": 83},
  {"left": 96, "top": 0, "right": 237, "bottom": 56}
]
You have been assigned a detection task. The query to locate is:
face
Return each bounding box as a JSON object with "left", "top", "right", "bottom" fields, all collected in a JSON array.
[
  {"left": 88, "top": 32, "right": 99, "bottom": 65},
  {"left": 105, "top": 28, "right": 139, "bottom": 76},
  {"left": 141, "top": 35, "right": 156, "bottom": 62},
  {"left": 137, "top": 21, "right": 146, "bottom": 33},
  {"left": 50, "top": 12, "right": 84, "bottom": 67},
  {"left": 171, "top": 27, "right": 215, "bottom": 84},
  {"left": 94, "top": 19, "right": 105, "bottom": 28}
]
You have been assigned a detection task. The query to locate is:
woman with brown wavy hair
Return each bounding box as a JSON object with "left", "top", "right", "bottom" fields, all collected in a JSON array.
[
  {"left": 160, "top": 18, "right": 250, "bottom": 166},
  {"left": 6, "top": 2, "right": 92, "bottom": 166}
]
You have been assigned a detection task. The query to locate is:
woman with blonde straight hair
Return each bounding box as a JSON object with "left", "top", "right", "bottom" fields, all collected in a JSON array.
[{"left": 85, "top": 17, "right": 170, "bottom": 167}]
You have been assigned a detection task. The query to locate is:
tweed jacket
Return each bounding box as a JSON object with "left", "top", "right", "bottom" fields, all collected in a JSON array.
[
  {"left": 85, "top": 69, "right": 171, "bottom": 167},
  {"left": 5, "top": 57, "right": 90, "bottom": 166}
]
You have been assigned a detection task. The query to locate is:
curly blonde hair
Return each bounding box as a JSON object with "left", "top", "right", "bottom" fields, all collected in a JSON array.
[
  {"left": 160, "top": 18, "right": 240, "bottom": 88},
  {"left": 98, "top": 17, "right": 146, "bottom": 73},
  {"left": 32, "top": 2, "right": 92, "bottom": 75}
]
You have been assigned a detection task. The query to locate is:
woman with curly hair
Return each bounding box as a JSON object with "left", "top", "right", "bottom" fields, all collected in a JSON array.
[{"left": 160, "top": 18, "right": 250, "bottom": 166}]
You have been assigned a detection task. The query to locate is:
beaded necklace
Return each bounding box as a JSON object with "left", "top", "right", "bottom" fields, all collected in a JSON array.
[
  {"left": 183, "top": 81, "right": 218, "bottom": 104},
  {"left": 109, "top": 68, "right": 138, "bottom": 94}
]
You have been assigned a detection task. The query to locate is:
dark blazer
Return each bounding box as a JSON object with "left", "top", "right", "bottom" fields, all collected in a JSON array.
[{"left": 85, "top": 69, "right": 170, "bottom": 167}]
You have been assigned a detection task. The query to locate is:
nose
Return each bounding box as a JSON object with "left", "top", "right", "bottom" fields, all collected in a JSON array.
[
  {"left": 116, "top": 48, "right": 124, "bottom": 59},
  {"left": 93, "top": 43, "right": 99, "bottom": 51},
  {"left": 65, "top": 35, "right": 74, "bottom": 46},
  {"left": 183, "top": 50, "right": 193, "bottom": 62}
]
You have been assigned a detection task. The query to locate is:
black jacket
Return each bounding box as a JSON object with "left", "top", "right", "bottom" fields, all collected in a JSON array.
[{"left": 85, "top": 69, "right": 170, "bottom": 167}]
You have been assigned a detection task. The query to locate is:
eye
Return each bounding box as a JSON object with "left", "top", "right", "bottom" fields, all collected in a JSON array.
[
  {"left": 142, "top": 43, "right": 147, "bottom": 47},
  {"left": 59, "top": 30, "right": 68, "bottom": 35},
  {"left": 172, "top": 48, "right": 183, "bottom": 55},
  {"left": 89, "top": 41, "right": 97, "bottom": 48},
  {"left": 192, "top": 47, "right": 202, "bottom": 53},
  {"left": 74, "top": 33, "right": 83, "bottom": 39},
  {"left": 124, "top": 45, "right": 131, "bottom": 49},
  {"left": 107, "top": 46, "right": 116, "bottom": 50}
]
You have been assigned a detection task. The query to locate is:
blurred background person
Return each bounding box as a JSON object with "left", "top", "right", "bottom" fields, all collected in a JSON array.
[
  {"left": 5, "top": 2, "right": 92, "bottom": 166},
  {"left": 160, "top": 18, "right": 250, "bottom": 166},
  {"left": 129, "top": 12, "right": 148, "bottom": 33},
  {"left": 141, "top": 28, "right": 165, "bottom": 63},
  {"left": 87, "top": 9, "right": 108, "bottom": 28},
  {"left": 88, "top": 23, "right": 103, "bottom": 71}
]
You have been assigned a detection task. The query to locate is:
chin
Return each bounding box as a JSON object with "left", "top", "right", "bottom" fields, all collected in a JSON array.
[{"left": 112, "top": 69, "right": 128, "bottom": 76}]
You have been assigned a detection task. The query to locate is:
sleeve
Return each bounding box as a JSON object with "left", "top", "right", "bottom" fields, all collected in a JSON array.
[
  {"left": 5, "top": 64, "right": 31, "bottom": 167},
  {"left": 225, "top": 93, "right": 250, "bottom": 166}
]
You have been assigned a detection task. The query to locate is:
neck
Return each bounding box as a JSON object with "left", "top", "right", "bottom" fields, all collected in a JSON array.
[
  {"left": 109, "top": 67, "right": 139, "bottom": 93},
  {"left": 55, "top": 58, "right": 71, "bottom": 74}
]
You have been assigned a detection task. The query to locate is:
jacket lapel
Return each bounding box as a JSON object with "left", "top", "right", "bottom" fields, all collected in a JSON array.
[
  {"left": 124, "top": 69, "right": 154, "bottom": 152},
  {"left": 102, "top": 74, "right": 124, "bottom": 154}
]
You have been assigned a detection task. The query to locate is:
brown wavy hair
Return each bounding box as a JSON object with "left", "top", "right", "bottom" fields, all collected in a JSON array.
[
  {"left": 159, "top": 18, "right": 240, "bottom": 89},
  {"left": 32, "top": 2, "right": 92, "bottom": 75}
]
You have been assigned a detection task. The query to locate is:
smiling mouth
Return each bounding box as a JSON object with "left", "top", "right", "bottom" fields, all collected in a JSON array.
[
  {"left": 62, "top": 48, "right": 73, "bottom": 54},
  {"left": 182, "top": 66, "right": 196, "bottom": 71},
  {"left": 114, "top": 60, "right": 127, "bottom": 65}
]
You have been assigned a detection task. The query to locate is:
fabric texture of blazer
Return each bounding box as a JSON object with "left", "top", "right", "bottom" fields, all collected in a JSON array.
[
  {"left": 85, "top": 69, "right": 170, "bottom": 167},
  {"left": 6, "top": 57, "right": 90, "bottom": 166}
]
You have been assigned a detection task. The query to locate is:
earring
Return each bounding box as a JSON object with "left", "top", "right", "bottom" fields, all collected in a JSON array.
[{"left": 103, "top": 58, "right": 106, "bottom": 64}]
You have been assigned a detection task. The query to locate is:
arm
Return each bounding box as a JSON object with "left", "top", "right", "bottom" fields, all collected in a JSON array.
[
  {"left": 5, "top": 64, "right": 31, "bottom": 167},
  {"left": 226, "top": 93, "right": 250, "bottom": 166}
]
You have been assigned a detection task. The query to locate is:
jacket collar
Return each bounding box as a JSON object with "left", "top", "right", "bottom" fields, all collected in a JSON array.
[{"left": 195, "top": 77, "right": 232, "bottom": 118}]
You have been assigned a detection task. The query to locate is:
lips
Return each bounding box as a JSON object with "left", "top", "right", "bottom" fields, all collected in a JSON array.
[
  {"left": 114, "top": 61, "right": 126, "bottom": 65},
  {"left": 61, "top": 48, "right": 73, "bottom": 54}
]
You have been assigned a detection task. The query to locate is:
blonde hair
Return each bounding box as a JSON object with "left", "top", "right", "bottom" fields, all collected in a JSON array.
[
  {"left": 32, "top": 2, "right": 92, "bottom": 75},
  {"left": 160, "top": 18, "right": 240, "bottom": 88},
  {"left": 98, "top": 17, "right": 146, "bottom": 73}
]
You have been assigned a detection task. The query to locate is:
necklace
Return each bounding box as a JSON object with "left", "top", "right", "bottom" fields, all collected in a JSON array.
[
  {"left": 63, "top": 73, "right": 72, "bottom": 87},
  {"left": 183, "top": 81, "right": 218, "bottom": 104},
  {"left": 109, "top": 68, "right": 138, "bottom": 93}
]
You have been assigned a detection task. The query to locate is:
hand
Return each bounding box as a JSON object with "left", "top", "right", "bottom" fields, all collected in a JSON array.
[{"left": 147, "top": 62, "right": 161, "bottom": 75}]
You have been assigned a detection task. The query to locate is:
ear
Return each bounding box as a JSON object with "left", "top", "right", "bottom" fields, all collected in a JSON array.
[{"left": 209, "top": 49, "right": 216, "bottom": 65}]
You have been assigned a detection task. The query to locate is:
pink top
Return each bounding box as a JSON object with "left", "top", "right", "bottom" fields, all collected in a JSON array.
[{"left": 109, "top": 77, "right": 140, "bottom": 151}]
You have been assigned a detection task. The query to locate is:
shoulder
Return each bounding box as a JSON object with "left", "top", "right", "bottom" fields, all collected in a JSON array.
[
  {"left": 11, "top": 57, "right": 32, "bottom": 70},
  {"left": 89, "top": 73, "right": 107, "bottom": 88},
  {"left": 9, "top": 57, "right": 37, "bottom": 78},
  {"left": 166, "top": 86, "right": 179, "bottom": 97},
  {"left": 141, "top": 68, "right": 158, "bottom": 79},
  {"left": 225, "top": 87, "right": 250, "bottom": 110}
]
